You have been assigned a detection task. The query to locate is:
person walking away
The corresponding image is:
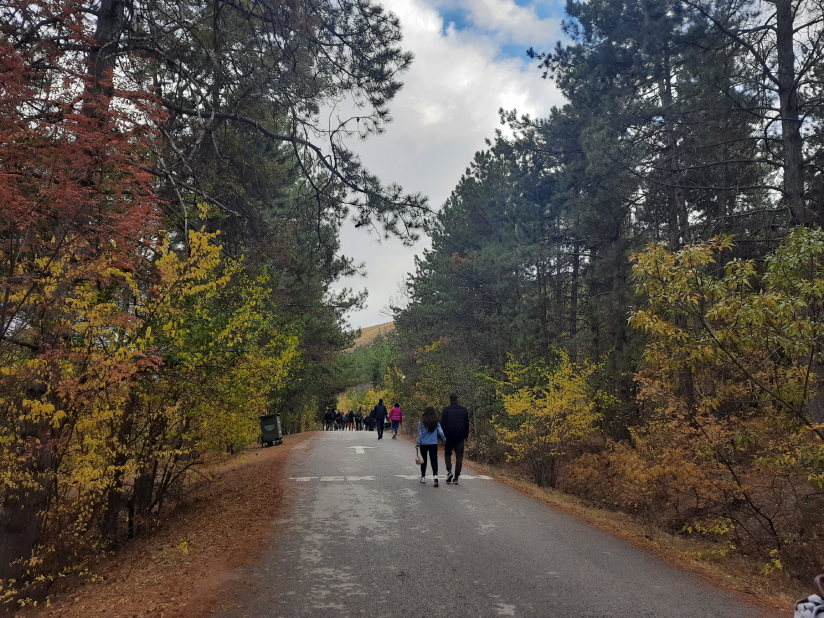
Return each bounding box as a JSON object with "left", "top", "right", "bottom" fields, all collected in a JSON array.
[
  {"left": 416, "top": 406, "right": 446, "bottom": 487},
  {"left": 355, "top": 407, "right": 363, "bottom": 430},
  {"left": 388, "top": 403, "right": 403, "bottom": 439},
  {"left": 372, "top": 399, "right": 388, "bottom": 439},
  {"left": 347, "top": 410, "right": 355, "bottom": 431},
  {"left": 335, "top": 410, "right": 345, "bottom": 431},
  {"left": 323, "top": 408, "right": 332, "bottom": 430},
  {"left": 441, "top": 393, "right": 469, "bottom": 484}
]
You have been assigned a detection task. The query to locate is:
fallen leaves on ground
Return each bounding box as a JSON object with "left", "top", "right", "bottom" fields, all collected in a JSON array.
[{"left": 21, "top": 433, "right": 310, "bottom": 618}]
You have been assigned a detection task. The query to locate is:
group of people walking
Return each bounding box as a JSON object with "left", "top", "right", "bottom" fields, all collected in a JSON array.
[
  {"left": 325, "top": 394, "right": 469, "bottom": 488},
  {"left": 322, "top": 404, "right": 400, "bottom": 433},
  {"left": 414, "top": 394, "right": 469, "bottom": 487},
  {"left": 368, "top": 394, "right": 469, "bottom": 487},
  {"left": 323, "top": 408, "right": 365, "bottom": 431},
  {"left": 368, "top": 399, "right": 403, "bottom": 440}
]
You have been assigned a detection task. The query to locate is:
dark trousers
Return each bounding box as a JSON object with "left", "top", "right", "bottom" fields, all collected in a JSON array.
[
  {"left": 376, "top": 421, "right": 384, "bottom": 439},
  {"left": 444, "top": 439, "right": 465, "bottom": 476},
  {"left": 419, "top": 444, "right": 438, "bottom": 476}
]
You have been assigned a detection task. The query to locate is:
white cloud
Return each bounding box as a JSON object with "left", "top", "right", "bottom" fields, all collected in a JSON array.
[
  {"left": 459, "top": 0, "right": 563, "bottom": 47},
  {"left": 330, "top": 0, "right": 567, "bottom": 330}
]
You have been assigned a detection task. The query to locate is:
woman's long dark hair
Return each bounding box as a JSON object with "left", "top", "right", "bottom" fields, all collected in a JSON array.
[{"left": 421, "top": 406, "right": 439, "bottom": 431}]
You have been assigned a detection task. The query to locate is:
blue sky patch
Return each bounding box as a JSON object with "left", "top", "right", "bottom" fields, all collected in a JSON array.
[
  {"left": 440, "top": 6, "right": 471, "bottom": 35},
  {"left": 528, "top": 0, "right": 567, "bottom": 20},
  {"left": 434, "top": 0, "right": 566, "bottom": 60},
  {"left": 498, "top": 42, "right": 531, "bottom": 60}
]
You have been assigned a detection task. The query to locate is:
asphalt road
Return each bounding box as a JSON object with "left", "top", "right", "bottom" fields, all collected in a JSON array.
[{"left": 216, "top": 430, "right": 779, "bottom": 618}]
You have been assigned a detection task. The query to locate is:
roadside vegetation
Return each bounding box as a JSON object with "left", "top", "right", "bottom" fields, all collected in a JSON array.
[
  {"left": 0, "top": 0, "right": 423, "bottom": 607},
  {"left": 345, "top": 0, "right": 824, "bottom": 591},
  {"left": 4, "top": 0, "right": 824, "bottom": 609}
]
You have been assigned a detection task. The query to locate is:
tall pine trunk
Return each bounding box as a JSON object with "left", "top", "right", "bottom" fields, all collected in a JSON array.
[{"left": 775, "top": 0, "right": 809, "bottom": 223}]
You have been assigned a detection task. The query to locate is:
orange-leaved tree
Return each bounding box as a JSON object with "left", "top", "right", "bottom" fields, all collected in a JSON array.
[
  {"left": 629, "top": 229, "right": 824, "bottom": 576},
  {"left": 0, "top": 3, "right": 166, "bottom": 599},
  {"left": 0, "top": 5, "right": 301, "bottom": 603}
]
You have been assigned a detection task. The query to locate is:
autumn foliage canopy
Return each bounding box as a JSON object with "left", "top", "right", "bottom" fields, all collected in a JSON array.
[{"left": 0, "top": 1, "right": 298, "bottom": 604}]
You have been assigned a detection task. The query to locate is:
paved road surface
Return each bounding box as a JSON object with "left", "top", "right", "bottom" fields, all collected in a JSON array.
[{"left": 216, "top": 430, "right": 779, "bottom": 618}]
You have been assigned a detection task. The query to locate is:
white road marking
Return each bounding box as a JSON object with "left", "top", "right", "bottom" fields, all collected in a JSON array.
[
  {"left": 393, "top": 474, "right": 493, "bottom": 480},
  {"left": 289, "top": 475, "right": 493, "bottom": 482},
  {"left": 309, "top": 476, "right": 377, "bottom": 482},
  {"left": 347, "top": 446, "right": 376, "bottom": 454}
]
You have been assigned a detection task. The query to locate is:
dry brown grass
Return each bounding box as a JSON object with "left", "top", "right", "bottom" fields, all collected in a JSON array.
[{"left": 346, "top": 321, "right": 394, "bottom": 351}]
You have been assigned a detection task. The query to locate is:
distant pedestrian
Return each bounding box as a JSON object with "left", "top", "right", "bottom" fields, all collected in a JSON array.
[
  {"left": 354, "top": 407, "right": 364, "bottom": 430},
  {"left": 416, "top": 406, "right": 446, "bottom": 487},
  {"left": 347, "top": 410, "right": 355, "bottom": 431},
  {"left": 371, "top": 399, "right": 388, "bottom": 439},
  {"left": 323, "top": 408, "right": 334, "bottom": 431},
  {"left": 441, "top": 393, "right": 469, "bottom": 484},
  {"left": 388, "top": 403, "right": 403, "bottom": 439},
  {"left": 335, "top": 410, "right": 345, "bottom": 431}
]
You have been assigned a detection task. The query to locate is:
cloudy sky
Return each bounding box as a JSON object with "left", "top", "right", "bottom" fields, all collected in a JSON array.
[{"left": 330, "top": 0, "right": 568, "bottom": 329}]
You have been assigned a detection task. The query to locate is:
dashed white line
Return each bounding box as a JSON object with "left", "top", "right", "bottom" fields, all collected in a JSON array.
[
  {"left": 394, "top": 474, "right": 493, "bottom": 480},
  {"left": 288, "top": 475, "right": 493, "bottom": 482}
]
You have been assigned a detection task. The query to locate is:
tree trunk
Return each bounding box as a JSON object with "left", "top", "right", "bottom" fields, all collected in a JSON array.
[
  {"left": 775, "top": 0, "right": 810, "bottom": 223},
  {"left": 0, "top": 403, "right": 55, "bottom": 590},
  {"left": 81, "top": 0, "right": 125, "bottom": 119},
  {"left": 0, "top": 481, "right": 49, "bottom": 584},
  {"left": 570, "top": 240, "right": 580, "bottom": 362},
  {"left": 98, "top": 396, "right": 136, "bottom": 547}
]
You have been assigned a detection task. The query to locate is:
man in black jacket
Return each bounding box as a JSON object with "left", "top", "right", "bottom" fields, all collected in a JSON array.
[
  {"left": 441, "top": 393, "right": 469, "bottom": 484},
  {"left": 371, "top": 399, "right": 388, "bottom": 439}
]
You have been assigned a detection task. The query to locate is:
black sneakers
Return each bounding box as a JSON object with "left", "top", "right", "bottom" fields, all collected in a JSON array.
[
  {"left": 434, "top": 477, "right": 439, "bottom": 487},
  {"left": 452, "top": 475, "right": 459, "bottom": 485},
  {"left": 445, "top": 472, "right": 453, "bottom": 484}
]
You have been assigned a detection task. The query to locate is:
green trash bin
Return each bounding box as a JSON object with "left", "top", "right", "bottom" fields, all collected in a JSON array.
[{"left": 260, "top": 413, "right": 282, "bottom": 447}]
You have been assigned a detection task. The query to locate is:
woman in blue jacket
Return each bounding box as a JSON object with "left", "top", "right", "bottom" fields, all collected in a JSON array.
[{"left": 416, "top": 406, "right": 446, "bottom": 487}]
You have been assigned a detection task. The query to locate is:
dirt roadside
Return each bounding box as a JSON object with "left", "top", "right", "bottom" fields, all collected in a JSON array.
[{"left": 21, "top": 432, "right": 312, "bottom": 618}]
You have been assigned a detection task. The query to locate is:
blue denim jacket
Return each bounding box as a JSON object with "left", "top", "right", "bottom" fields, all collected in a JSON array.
[{"left": 416, "top": 421, "right": 446, "bottom": 446}]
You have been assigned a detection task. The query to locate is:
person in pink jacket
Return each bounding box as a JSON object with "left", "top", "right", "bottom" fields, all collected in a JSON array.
[{"left": 388, "top": 403, "right": 403, "bottom": 439}]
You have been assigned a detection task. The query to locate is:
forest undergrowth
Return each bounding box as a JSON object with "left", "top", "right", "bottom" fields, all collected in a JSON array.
[{"left": 14, "top": 433, "right": 309, "bottom": 618}]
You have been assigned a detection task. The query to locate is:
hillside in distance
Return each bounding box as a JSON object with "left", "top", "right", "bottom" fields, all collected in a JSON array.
[{"left": 348, "top": 321, "right": 395, "bottom": 350}]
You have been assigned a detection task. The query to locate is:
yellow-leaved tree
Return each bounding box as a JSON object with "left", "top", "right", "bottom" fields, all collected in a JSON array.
[
  {"left": 628, "top": 227, "right": 824, "bottom": 576},
  {"left": 0, "top": 228, "right": 300, "bottom": 603},
  {"left": 493, "top": 351, "right": 602, "bottom": 487}
]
